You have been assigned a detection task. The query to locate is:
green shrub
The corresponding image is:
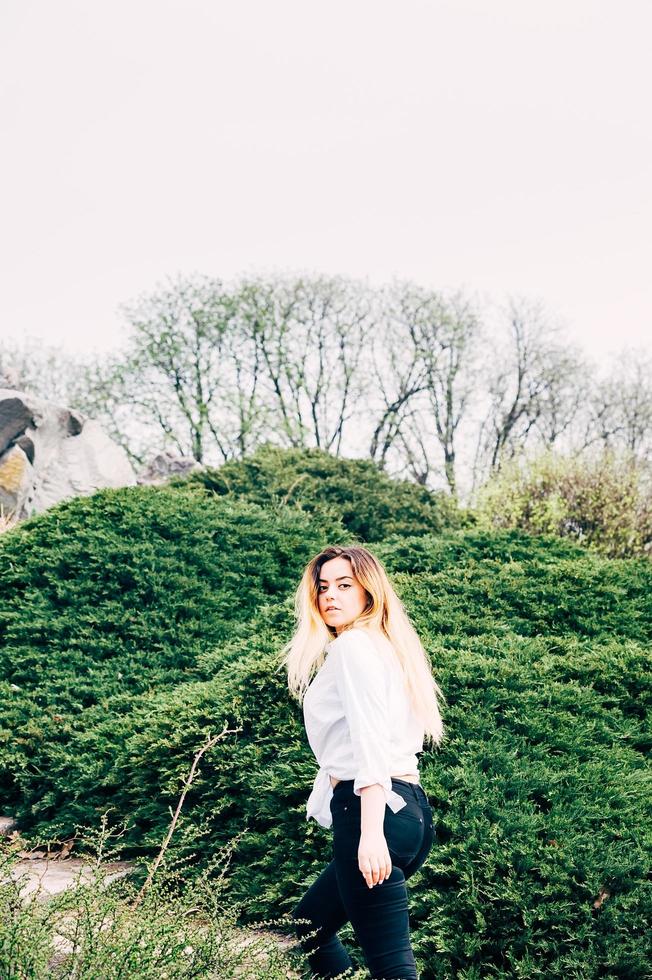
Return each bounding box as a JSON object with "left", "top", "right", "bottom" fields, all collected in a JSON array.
[
  {"left": 0, "top": 817, "right": 304, "bottom": 978},
  {"left": 381, "top": 537, "right": 652, "bottom": 643},
  {"left": 376, "top": 527, "right": 586, "bottom": 574},
  {"left": 2, "top": 486, "right": 651, "bottom": 978},
  {"left": 0, "top": 484, "right": 346, "bottom": 811},
  {"left": 15, "top": 579, "right": 649, "bottom": 979},
  {"left": 473, "top": 447, "right": 652, "bottom": 559},
  {"left": 178, "top": 443, "right": 466, "bottom": 542}
]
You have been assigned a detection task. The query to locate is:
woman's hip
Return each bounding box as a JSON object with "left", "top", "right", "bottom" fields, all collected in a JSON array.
[{"left": 330, "top": 778, "right": 435, "bottom": 871}]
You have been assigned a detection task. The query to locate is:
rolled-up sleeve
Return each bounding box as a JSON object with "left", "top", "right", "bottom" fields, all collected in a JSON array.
[{"left": 333, "top": 629, "right": 403, "bottom": 806}]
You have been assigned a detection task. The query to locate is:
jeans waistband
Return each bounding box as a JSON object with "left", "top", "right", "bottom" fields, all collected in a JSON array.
[{"left": 332, "top": 777, "right": 426, "bottom": 803}]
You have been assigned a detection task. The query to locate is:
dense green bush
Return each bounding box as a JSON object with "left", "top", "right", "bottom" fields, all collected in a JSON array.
[
  {"left": 0, "top": 484, "right": 346, "bottom": 810},
  {"left": 178, "top": 443, "right": 467, "bottom": 542},
  {"left": 2, "top": 481, "right": 651, "bottom": 977},
  {"left": 473, "top": 447, "right": 652, "bottom": 559},
  {"left": 375, "top": 526, "right": 587, "bottom": 573}
]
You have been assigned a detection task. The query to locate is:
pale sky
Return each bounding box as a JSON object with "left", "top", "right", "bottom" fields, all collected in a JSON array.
[{"left": 1, "top": 0, "right": 650, "bottom": 368}]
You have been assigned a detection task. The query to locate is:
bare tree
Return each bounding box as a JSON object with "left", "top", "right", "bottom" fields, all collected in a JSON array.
[
  {"left": 581, "top": 348, "right": 652, "bottom": 459},
  {"left": 235, "top": 274, "right": 372, "bottom": 455},
  {"left": 369, "top": 283, "right": 481, "bottom": 496},
  {"left": 472, "top": 297, "right": 586, "bottom": 488},
  {"left": 80, "top": 352, "right": 187, "bottom": 467},
  {"left": 529, "top": 345, "right": 591, "bottom": 448},
  {"left": 0, "top": 336, "right": 96, "bottom": 406},
  {"left": 417, "top": 290, "right": 480, "bottom": 496},
  {"left": 33, "top": 273, "right": 373, "bottom": 467},
  {"left": 7, "top": 279, "right": 647, "bottom": 494},
  {"left": 220, "top": 315, "right": 271, "bottom": 458},
  {"left": 367, "top": 283, "right": 430, "bottom": 470},
  {"left": 118, "top": 275, "right": 238, "bottom": 463},
  {"left": 101, "top": 275, "right": 273, "bottom": 465}
]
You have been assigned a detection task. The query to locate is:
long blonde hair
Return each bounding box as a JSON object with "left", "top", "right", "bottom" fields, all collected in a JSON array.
[{"left": 280, "top": 544, "right": 446, "bottom": 748}]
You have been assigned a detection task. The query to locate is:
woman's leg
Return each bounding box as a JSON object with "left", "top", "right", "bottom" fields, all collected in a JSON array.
[
  {"left": 293, "top": 780, "right": 435, "bottom": 979},
  {"left": 335, "top": 854, "right": 418, "bottom": 979},
  {"left": 291, "top": 858, "right": 354, "bottom": 979},
  {"left": 331, "top": 781, "right": 435, "bottom": 980}
]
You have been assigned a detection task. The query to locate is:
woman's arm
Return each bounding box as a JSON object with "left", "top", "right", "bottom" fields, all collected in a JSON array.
[
  {"left": 360, "top": 784, "right": 387, "bottom": 836},
  {"left": 332, "top": 629, "right": 394, "bottom": 887},
  {"left": 359, "top": 784, "right": 392, "bottom": 887}
]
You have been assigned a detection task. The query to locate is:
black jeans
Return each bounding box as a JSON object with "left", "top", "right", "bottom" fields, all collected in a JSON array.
[{"left": 292, "top": 777, "right": 435, "bottom": 979}]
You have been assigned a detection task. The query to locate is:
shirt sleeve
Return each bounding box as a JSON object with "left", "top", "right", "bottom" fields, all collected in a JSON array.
[{"left": 332, "top": 629, "right": 395, "bottom": 800}]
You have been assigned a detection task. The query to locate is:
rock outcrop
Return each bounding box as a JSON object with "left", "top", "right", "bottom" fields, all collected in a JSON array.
[
  {"left": 0, "top": 387, "right": 137, "bottom": 520},
  {"left": 137, "top": 449, "right": 204, "bottom": 485}
]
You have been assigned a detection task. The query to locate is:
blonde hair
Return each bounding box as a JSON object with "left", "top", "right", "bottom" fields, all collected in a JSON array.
[{"left": 280, "top": 544, "right": 446, "bottom": 748}]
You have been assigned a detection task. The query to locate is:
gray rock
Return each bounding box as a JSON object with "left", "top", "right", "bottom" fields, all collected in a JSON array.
[
  {"left": 137, "top": 450, "right": 204, "bottom": 485},
  {"left": 0, "top": 395, "right": 34, "bottom": 456},
  {"left": 0, "top": 388, "right": 137, "bottom": 520},
  {"left": 0, "top": 815, "right": 18, "bottom": 836}
]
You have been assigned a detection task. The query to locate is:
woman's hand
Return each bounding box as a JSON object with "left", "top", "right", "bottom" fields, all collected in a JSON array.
[
  {"left": 358, "top": 783, "right": 392, "bottom": 887},
  {"left": 358, "top": 830, "right": 392, "bottom": 888}
]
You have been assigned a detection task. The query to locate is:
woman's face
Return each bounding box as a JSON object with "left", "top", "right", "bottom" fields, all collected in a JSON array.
[{"left": 317, "top": 556, "right": 369, "bottom": 635}]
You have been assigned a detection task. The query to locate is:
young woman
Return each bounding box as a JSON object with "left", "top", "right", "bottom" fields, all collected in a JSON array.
[{"left": 282, "top": 544, "right": 446, "bottom": 979}]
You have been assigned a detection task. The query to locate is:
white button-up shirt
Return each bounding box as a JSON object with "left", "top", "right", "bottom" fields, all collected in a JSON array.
[{"left": 302, "top": 626, "right": 425, "bottom": 828}]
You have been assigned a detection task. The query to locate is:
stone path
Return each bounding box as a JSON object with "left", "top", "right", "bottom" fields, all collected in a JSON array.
[
  {"left": 9, "top": 857, "right": 135, "bottom": 897},
  {"left": 1, "top": 814, "right": 134, "bottom": 898}
]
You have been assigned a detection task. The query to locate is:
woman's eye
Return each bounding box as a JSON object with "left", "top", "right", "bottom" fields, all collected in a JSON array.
[{"left": 339, "top": 584, "right": 350, "bottom": 589}]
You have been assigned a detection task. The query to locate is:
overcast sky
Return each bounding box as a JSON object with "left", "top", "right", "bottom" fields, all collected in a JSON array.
[{"left": 1, "top": 0, "right": 650, "bottom": 368}]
